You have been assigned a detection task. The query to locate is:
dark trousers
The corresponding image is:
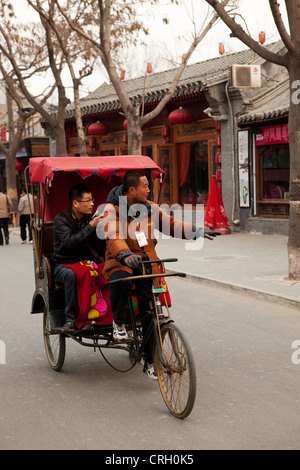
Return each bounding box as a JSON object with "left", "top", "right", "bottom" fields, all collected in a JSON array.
[
  {"left": 53, "top": 264, "right": 79, "bottom": 322},
  {"left": 110, "top": 270, "right": 154, "bottom": 363},
  {"left": 0, "top": 218, "right": 9, "bottom": 245},
  {"left": 20, "top": 214, "right": 32, "bottom": 241}
]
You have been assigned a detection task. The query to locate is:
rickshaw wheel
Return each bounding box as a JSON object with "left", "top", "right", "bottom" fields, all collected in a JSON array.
[
  {"left": 43, "top": 306, "right": 66, "bottom": 371},
  {"left": 153, "top": 322, "right": 196, "bottom": 419}
]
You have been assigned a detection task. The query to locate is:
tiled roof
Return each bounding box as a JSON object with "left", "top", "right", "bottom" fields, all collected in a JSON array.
[
  {"left": 237, "top": 79, "right": 289, "bottom": 125},
  {"left": 65, "top": 47, "right": 263, "bottom": 119}
]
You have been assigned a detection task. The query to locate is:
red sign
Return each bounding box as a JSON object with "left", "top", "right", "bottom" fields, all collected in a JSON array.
[{"left": 255, "top": 123, "right": 289, "bottom": 146}]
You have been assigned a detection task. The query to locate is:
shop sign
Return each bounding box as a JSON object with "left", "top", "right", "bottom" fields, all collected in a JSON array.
[
  {"left": 238, "top": 130, "right": 250, "bottom": 207},
  {"left": 255, "top": 123, "right": 289, "bottom": 146}
]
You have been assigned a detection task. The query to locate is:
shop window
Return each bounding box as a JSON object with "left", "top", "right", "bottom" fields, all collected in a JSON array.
[
  {"left": 179, "top": 140, "right": 208, "bottom": 205},
  {"left": 262, "top": 144, "right": 289, "bottom": 200}
]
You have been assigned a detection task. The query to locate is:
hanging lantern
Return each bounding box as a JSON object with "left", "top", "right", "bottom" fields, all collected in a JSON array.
[
  {"left": 15, "top": 160, "right": 25, "bottom": 171},
  {"left": 1, "top": 126, "right": 6, "bottom": 141},
  {"left": 216, "top": 134, "right": 221, "bottom": 147},
  {"left": 162, "top": 125, "right": 170, "bottom": 143},
  {"left": 87, "top": 121, "right": 109, "bottom": 136},
  {"left": 89, "top": 136, "right": 97, "bottom": 150},
  {"left": 215, "top": 151, "right": 222, "bottom": 165},
  {"left": 216, "top": 169, "right": 222, "bottom": 182},
  {"left": 168, "top": 107, "right": 194, "bottom": 126},
  {"left": 123, "top": 133, "right": 128, "bottom": 144},
  {"left": 259, "top": 31, "right": 265, "bottom": 45},
  {"left": 147, "top": 63, "right": 152, "bottom": 73},
  {"left": 120, "top": 70, "right": 125, "bottom": 80},
  {"left": 219, "top": 43, "right": 225, "bottom": 55},
  {"left": 215, "top": 121, "right": 221, "bottom": 132}
]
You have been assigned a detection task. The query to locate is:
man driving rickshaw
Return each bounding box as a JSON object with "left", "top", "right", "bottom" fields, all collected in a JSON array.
[{"left": 102, "top": 170, "right": 203, "bottom": 379}]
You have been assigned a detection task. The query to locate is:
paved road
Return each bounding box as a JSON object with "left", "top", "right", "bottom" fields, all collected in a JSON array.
[{"left": 1, "top": 235, "right": 300, "bottom": 450}]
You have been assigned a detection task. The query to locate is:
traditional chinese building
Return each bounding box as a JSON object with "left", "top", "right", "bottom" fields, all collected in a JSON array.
[{"left": 62, "top": 40, "right": 290, "bottom": 234}]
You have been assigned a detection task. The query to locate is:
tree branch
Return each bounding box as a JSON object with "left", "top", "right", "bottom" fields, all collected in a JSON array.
[
  {"left": 269, "top": 0, "right": 294, "bottom": 52},
  {"left": 205, "top": 0, "right": 289, "bottom": 67}
]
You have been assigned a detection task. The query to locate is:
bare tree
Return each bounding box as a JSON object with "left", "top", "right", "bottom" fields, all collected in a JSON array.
[
  {"left": 205, "top": 0, "right": 300, "bottom": 280},
  {"left": 0, "top": 0, "right": 70, "bottom": 156},
  {"left": 27, "top": 0, "right": 100, "bottom": 156},
  {"left": 0, "top": 77, "right": 35, "bottom": 209},
  {"left": 55, "top": 0, "right": 233, "bottom": 155}
]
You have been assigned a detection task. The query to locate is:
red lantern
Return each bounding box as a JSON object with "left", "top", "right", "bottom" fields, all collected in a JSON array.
[
  {"left": 215, "top": 151, "right": 222, "bottom": 165},
  {"left": 147, "top": 63, "right": 152, "bottom": 73},
  {"left": 89, "top": 136, "right": 96, "bottom": 150},
  {"left": 162, "top": 125, "right": 170, "bottom": 140},
  {"left": 87, "top": 121, "right": 109, "bottom": 136},
  {"left": 216, "top": 135, "right": 221, "bottom": 147},
  {"left": 168, "top": 107, "right": 194, "bottom": 126},
  {"left": 123, "top": 133, "right": 128, "bottom": 144},
  {"left": 15, "top": 161, "right": 25, "bottom": 171},
  {"left": 120, "top": 70, "right": 125, "bottom": 80},
  {"left": 219, "top": 43, "right": 225, "bottom": 55},
  {"left": 1, "top": 126, "right": 6, "bottom": 141},
  {"left": 259, "top": 31, "right": 265, "bottom": 45},
  {"left": 215, "top": 121, "right": 221, "bottom": 132},
  {"left": 216, "top": 169, "right": 222, "bottom": 182}
]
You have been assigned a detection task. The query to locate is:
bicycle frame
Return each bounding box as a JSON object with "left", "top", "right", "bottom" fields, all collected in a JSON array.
[{"left": 109, "top": 259, "right": 187, "bottom": 368}]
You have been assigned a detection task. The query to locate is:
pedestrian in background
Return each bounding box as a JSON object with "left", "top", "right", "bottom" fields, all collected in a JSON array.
[
  {"left": 18, "top": 188, "right": 33, "bottom": 244},
  {"left": 0, "top": 184, "right": 12, "bottom": 246}
]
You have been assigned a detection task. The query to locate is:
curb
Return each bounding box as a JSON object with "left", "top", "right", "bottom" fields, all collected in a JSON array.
[{"left": 167, "top": 269, "right": 300, "bottom": 310}]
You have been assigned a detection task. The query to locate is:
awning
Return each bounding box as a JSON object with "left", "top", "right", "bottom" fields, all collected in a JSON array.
[{"left": 29, "top": 156, "right": 164, "bottom": 183}]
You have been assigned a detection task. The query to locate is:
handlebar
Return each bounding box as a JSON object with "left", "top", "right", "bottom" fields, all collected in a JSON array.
[
  {"left": 204, "top": 230, "right": 222, "bottom": 240},
  {"left": 109, "top": 271, "right": 186, "bottom": 285},
  {"left": 109, "top": 257, "right": 185, "bottom": 285},
  {"left": 138, "top": 258, "right": 178, "bottom": 264}
]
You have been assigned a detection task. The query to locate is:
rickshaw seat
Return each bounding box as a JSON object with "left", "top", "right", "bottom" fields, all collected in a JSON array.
[{"left": 42, "top": 223, "right": 63, "bottom": 291}]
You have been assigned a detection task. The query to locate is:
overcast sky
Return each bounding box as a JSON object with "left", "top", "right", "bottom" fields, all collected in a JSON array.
[{"left": 2, "top": 0, "right": 289, "bottom": 100}]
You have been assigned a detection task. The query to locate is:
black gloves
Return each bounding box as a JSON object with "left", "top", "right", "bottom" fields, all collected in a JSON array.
[{"left": 120, "top": 252, "right": 141, "bottom": 269}]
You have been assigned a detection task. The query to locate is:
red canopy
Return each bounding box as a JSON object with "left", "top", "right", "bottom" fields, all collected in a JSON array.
[{"left": 29, "top": 156, "right": 163, "bottom": 183}]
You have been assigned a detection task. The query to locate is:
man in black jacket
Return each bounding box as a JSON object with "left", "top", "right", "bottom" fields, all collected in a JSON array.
[{"left": 52, "top": 184, "right": 104, "bottom": 332}]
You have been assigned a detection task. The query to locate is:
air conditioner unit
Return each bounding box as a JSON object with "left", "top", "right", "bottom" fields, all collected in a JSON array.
[{"left": 232, "top": 64, "right": 261, "bottom": 88}]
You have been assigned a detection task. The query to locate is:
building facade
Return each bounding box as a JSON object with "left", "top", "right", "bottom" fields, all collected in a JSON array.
[{"left": 62, "top": 40, "right": 290, "bottom": 235}]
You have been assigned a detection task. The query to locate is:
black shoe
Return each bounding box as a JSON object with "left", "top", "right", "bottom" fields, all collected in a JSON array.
[
  {"left": 5, "top": 238, "right": 9, "bottom": 245},
  {"left": 62, "top": 321, "right": 76, "bottom": 332}
]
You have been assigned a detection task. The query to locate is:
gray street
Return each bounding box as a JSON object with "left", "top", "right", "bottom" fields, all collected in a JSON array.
[{"left": 1, "top": 231, "right": 300, "bottom": 450}]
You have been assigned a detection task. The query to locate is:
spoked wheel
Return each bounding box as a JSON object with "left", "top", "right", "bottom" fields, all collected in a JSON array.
[
  {"left": 43, "top": 306, "right": 66, "bottom": 371},
  {"left": 153, "top": 322, "right": 196, "bottom": 419}
]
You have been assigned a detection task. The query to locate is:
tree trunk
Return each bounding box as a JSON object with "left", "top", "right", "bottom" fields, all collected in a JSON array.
[
  {"left": 126, "top": 107, "right": 143, "bottom": 155},
  {"left": 287, "top": 58, "right": 300, "bottom": 279},
  {"left": 73, "top": 82, "right": 87, "bottom": 156},
  {"left": 6, "top": 91, "right": 17, "bottom": 210}
]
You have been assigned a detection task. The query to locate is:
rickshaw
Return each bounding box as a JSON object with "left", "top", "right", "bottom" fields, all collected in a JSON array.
[{"left": 25, "top": 156, "right": 197, "bottom": 419}]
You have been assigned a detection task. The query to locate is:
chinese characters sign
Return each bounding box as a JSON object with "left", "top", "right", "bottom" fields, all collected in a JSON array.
[{"left": 255, "top": 123, "right": 289, "bottom": 146}]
